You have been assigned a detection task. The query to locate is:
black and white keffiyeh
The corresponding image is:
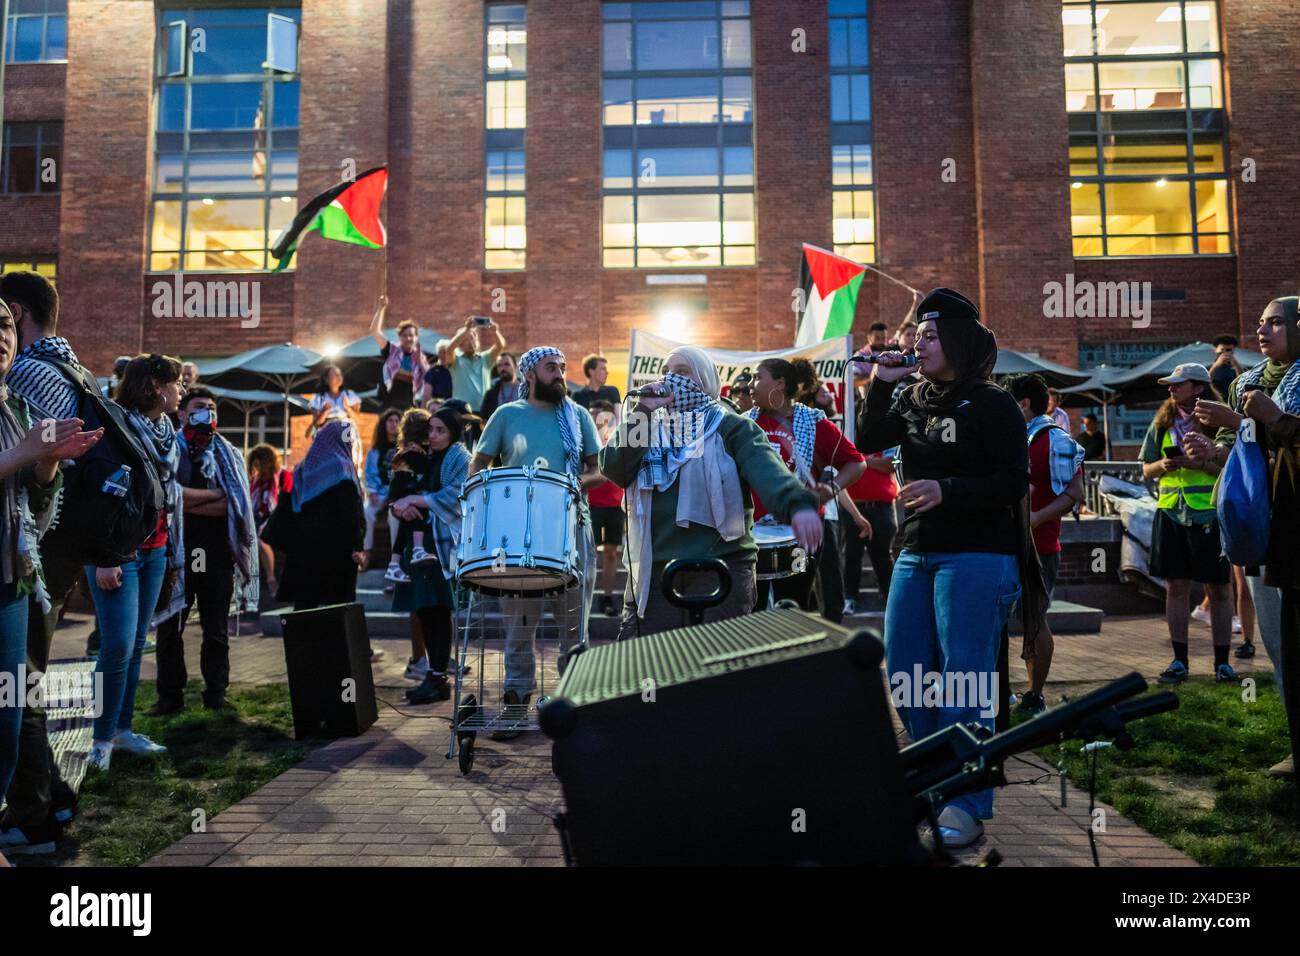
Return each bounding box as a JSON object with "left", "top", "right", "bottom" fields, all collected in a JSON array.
[
  {"left": 641, "top": 372, "right": 725, "bottom": 489},
  {"left": 518, "top": 346, "right": 582, "bottom": 480}
]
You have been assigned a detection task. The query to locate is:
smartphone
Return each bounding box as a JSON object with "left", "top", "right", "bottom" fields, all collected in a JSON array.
[
  {"left": 1162, "top": 445, "right": 1182, "bottom": 459},
  {"left": 472, "top": 315, "right": 492, "bottom": 327}
]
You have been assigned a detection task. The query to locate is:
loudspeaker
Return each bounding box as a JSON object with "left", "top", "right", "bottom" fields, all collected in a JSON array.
[
  {"left": 279, "top": 603, "right": 378, "bottom": 740},
  {"left": 539, "top": 608, "right": 925, "bottom": 866}
]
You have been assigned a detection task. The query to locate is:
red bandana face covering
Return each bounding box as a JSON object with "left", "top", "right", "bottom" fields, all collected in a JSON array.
[{"left": 183, "top": 408, "right": 218, "bottom": 453}]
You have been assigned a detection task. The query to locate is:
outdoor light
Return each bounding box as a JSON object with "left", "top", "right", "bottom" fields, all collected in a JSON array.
[
  {"left": 655, "top": 306, "right": 690, "bottom": 340},
  {"left": 322, "top": 341, "right": 341, "bottom": 358},
  {"left": 1156, "top": 178, "right": 1168, "bottom": 187},
  {"left": 280, "top": 196, "right": 293, "bottom": 203},
  {"left": 1071, "top": 181, "right": 1084, "bottom": 189},
  {"left": 202, "top": 197, "right": 215, "bottom": 205}
]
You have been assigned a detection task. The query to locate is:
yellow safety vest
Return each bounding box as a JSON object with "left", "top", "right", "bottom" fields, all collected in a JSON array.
[{"left": 1157, "top": 429, "right": 1216, "bottom": 512}]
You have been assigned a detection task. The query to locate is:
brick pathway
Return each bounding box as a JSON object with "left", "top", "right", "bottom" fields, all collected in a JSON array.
[{"left": 118, "top": 606, "right": 1258, "bottom": 867}]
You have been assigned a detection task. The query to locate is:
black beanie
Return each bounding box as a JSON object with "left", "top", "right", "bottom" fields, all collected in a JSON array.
[{"left": 916, "top": 287, "right": 980, "bottom": 325}]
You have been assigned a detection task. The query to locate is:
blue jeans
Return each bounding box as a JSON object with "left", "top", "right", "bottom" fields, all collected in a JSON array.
[
  {"left": 0, "top": 588, "right": 29, "bottom": 800},
  {"left": 884, "top": 550, "right": 1020, "bottom": 821},
  {"left": 88, "top": 547, "right": 168, "bottom": 742}
]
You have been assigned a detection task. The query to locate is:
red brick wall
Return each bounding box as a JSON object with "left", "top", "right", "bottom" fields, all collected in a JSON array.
[
  {"left": 3, "top": 63, "right": 66, "bottom": 121},
  {"left": 385, "top": 0, "right": 481, "bottom": 336},
  {"left": 753, "top": 0, "right": 831, "bottom": 350},
  {"left": 291, "top": 0, "right": 388, "bottom": 353},
  {"left": 141, "top": 273, "right": 296, "bottom": 357},
  {"left": 1222, "top": 0, "right": 1300, "bottom": 332},
  {"left": 970, "top": 0, "right": 1076, "bottom": 366},
  {"left": 524, "top": 0, "right": 603, "bottom": 361},
  {"left": 1071, "top": 257, "right": 1239, "bottom": 348},
  {"left": 0, "top": 196, "right": 60, "bottom": 258},
  {"left": 871, "top": 0, "right": 980, "bottom": 328},
  {"left": 56, "top": 0, "right": 155, "bottom": 374}
]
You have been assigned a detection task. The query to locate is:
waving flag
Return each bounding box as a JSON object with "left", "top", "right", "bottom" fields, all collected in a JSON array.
[
  {"left": 794, "top": 243, "right": 867, "bottom": 346},
  {"left": 271, "top": 166, "right": 388, "bottom": 271}
]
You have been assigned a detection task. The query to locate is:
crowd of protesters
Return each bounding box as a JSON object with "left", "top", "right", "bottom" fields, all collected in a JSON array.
[{"left": 0, "top": 267, "right": 1296, "bottom": 861}]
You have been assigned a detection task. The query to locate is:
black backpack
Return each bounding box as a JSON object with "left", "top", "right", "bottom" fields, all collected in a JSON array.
[{"left": 40, "top": 358, "right": 166, "bottom": 567}]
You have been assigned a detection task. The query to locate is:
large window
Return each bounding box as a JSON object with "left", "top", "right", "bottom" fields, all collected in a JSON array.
[
  {"left": 150, "top": 7, "right": 301, "bottom": 273},
  {"left": 2, "top": 122, "right": 61, "bottom": 194},
  {"left": 829, "top": 0, "right": 873, "bottom": 263},
  {"left": 4, "top": 0, "right": 66, "bottom": 63},
  {"left": 485, "top": 3, "right": 526, "bottom": 270},
  {"left": 1064, "top": 1, "right": 1230, "bottom": 257},
  {"left": 602, "top": 1, "right": 754, "bottom": 268}
]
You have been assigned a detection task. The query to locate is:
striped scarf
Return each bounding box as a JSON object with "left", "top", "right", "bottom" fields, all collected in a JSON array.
[
  {"left": 1240, "top": 359, "right": 1300, "bottom": 416},
  {"left": 518, "top": 346, "right": 582, "bottom": 480},
  {"left": 641, "top": 373, "right": 724, "bottom": 489},
  {"left": 748, "top": 402, "right": 826, "bottom": 485}
]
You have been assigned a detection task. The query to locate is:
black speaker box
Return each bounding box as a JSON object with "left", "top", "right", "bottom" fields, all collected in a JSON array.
[
  {"left": 539, "top": 608, "right": 924, "bottom": 866},
  {"left": 279, "top": 603, "right": 378, "bottom": 740}
]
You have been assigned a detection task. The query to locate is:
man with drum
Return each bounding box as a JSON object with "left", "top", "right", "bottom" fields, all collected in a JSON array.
[
  {"left": 600, "top": 345, "right": 822, "bottom": 639},
  {"left": 470, "top": 346, "right": 602, "bottom": 740}
]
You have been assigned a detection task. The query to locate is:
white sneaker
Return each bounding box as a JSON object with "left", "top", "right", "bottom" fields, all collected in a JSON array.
[
  {"left": 88, "top": 740, "right": 113, "bottom": 772},
  {"left": 1190, "top": 606, "right": 1212, "bottom": 625},
  {"left": 111, "top": 730, "right": 167, "bottom": 755},
  {"left": 409, "top": 546, "right": 438, "bottom": 567},
  {"left": 935, "top": 805, "right": 985, "bottom": 848},
  {"left": 404, "top": 657, "right": 430, "bottom": 681},
  {"left": 842, "top": 599, "right": 857, "bottom": 616},
  {"left": 1232, "top": 615, "right": 1243, "bottom": 634}
]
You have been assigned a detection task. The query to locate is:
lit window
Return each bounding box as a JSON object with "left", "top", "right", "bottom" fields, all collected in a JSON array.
[
  {"left": 1, "top": 260, "right": 56, "bottom": 281},
  {"left": 485, "top": 4, "right": 526, "bottom": 269},
  {"left": 1063, "top": 1, "right": 1230, "bottom": 257},
  {"left": 149, "top": 7, "right": 301, "bottom": 272},
  {"left": 830, "top": 0, "right": 874, "bottom": 262},
  {"left": 5, "top": 0, "right": 66, "bottom": 64},
  {"left": 602, "top": 1, "right": 754, "bottom": 268}
]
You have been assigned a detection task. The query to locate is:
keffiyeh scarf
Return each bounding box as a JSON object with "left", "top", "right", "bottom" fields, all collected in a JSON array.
[
  {"left": 382, "top": 341, "right": 430, "bottom": 396},
  {"left": 180, "top": 429, "right": 261, "bottom": 613},
  {"left": 293, "top": 420, "right": 363, "bottom": 511},
  {"left": 124, "top": 408, "right": 188, "bottom": 625},
  {"left": 747, "top": 402, "right": 826, "bottom": 485},
  {"left": 518, "top": 346, "right": 582, "bottom": 480},
  {"left": 1239, "top": 360, "right": 1300, "bottom": 416}
]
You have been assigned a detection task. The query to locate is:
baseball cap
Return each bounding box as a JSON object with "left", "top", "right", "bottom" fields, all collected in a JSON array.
[{"left": 1157, "top": 362, "right": 1211, "bottom": 385}]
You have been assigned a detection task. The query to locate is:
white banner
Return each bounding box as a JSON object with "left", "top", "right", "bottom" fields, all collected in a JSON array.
[{"left": 626, "top": 330, "right": 856, "bottom": 442}]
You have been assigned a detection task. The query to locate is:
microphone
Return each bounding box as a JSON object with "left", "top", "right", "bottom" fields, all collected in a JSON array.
[
  {"left": 627, "top": 382, "right": 669, "bottom": 398},
  {"left": 852, "top": 351, "right": 919, "bottom": 367}
]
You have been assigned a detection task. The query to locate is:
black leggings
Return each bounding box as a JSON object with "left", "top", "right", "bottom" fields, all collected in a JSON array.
[
  {"left": 842, "top": 500, "right": 897, "bottom": 602},
  {"left": 417, "top": 606, "right": 453, "bottom": 674}
]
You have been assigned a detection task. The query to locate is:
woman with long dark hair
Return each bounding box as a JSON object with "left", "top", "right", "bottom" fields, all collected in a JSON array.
[
  {"left": 859, "top": 288, "right": 1046, "bottom": 848},
  {"left": 747, "top": 356, "right": 866, "bottom": 617},
  {"left": 365, "top": 409, "right": 403, "bottom": 582},
  {"left": 0, "top": 301, "right": 99, "bottom": 797},
  {"left": 247, "top": 443, "right": 291, "bottom": 595},
  {"left": 307, "top": 364, "right": 360, "bottom": 436},
  {"left": 87, "top": 354, "right": 187, "bottom": 772},
  {"left": 389, "top": 407, "right": 472, "bottom": 703}
]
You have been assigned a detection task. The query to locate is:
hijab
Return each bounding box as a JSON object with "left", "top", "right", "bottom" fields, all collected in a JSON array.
[
  {"left": 1239, "top": 297, "right": 1300, "bottom": 413},
  {"left": 911, "top": 288, "right": 999, "bottom": 415},
  {"left": 292, "top": 420, "right": 362, "bottom": 511}
]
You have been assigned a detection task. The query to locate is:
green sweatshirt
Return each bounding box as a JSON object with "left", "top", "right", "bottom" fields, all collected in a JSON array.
[{"left": 599, "top": 408, "right": 819, "bottom": 565}]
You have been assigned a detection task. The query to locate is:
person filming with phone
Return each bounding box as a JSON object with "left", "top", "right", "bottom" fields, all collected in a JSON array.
[{"left": 444, "top": 314, "right": 507, "bottom": 416}]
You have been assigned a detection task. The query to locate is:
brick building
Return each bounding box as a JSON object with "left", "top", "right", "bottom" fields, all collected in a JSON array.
[{"left": 2, "top": 0, "right": 1298, "bottom": 452}]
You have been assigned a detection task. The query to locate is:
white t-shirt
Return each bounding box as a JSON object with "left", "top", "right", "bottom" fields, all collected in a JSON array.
[{"left": 310, "top": 390, "right": 360, "bottom": 421}]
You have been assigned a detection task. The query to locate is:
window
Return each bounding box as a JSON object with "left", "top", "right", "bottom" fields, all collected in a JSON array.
[
  {"left": 5, "top": 0, "right": 66, "bottom": 64},
  {"left": 2, "top": 122, "right": 61, "bottom": 194},
  {"left": 150, "top": 7, "right": 301, "bottom": 273},
  {"left": 1064, "top": 1, "right": 1230, "bottom": 257},
  {"left": 830, "top": 0, "right": 873, "bottom": 262},
  {"left": 1, "top": 260, "right": 56, "bottom": 281},
  {"left": 602, "top": 1, "right": 754, "bottom": 268},
  {"left": 485, "top": 4, "right": 526, "bottom": 269}
]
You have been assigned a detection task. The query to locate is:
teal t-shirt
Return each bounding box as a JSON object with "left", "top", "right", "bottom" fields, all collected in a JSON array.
[
  {"left": 450, "top": 350, "right": 492, "bottom": 412},
  {"left": 476, "top": 399, "right": 601, "bottom": 475}
]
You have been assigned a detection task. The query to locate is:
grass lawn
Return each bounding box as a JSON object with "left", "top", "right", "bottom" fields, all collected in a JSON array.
[
  {"left": 1036, "top": 674, "right": 1299, "bottom": 866},
  {"left": 43, "top": 680, "right": 309, "bottom": 867}
]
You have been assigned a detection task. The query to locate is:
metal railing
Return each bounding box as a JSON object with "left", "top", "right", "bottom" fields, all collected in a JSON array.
[{"left": 1083, "top": 460, "right": 1149, "bottom": 517}]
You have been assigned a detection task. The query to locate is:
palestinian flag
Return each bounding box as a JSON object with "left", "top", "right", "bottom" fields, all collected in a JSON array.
[
  {"left": 794, "top": 243, "right": 867, "bottom": 347},
  {"left": 271, "top": 166, "right": 388, "bottom": 271}
]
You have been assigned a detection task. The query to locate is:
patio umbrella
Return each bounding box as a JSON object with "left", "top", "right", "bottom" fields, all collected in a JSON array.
[
  {"left": 991, "top": 349, "right": 1093, "bottom": 388},
  {"left": 1058, "top": 366, "right": 1124, "bottom": 459},
  {"left": 1102, "top": 342, "right": 1266, "bottom": 405},
  {"left": 323, "top": 328, "right": 446, "bottom": 393},
  {"left": 205, "top": 385, "right": 313, "bottom": 457},
  {"left": 193, "top": 344, "right": 322, "bottom": 456}
]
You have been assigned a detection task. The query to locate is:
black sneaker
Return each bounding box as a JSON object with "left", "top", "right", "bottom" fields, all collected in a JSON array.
[
  {"left": 601, "top": 596, "right": 616, "bottom": 617},
  {"left": 0, "top": 814, "right": 61, "bottom": 856},
  {"left": 1234, "top": 642, "right": 1256, "bottom": 660},
  {"left": 50, "top": 781, "right": 78, "bottom": 825},
  {"left": 145, "top": 699, "right": 184, "bottom": 718},
  {"left": 406, "top": 674, "right": 451, "bottom": 704},
  {"left": 1015, "top": 691, "right": 1046, "bottom": 715}
]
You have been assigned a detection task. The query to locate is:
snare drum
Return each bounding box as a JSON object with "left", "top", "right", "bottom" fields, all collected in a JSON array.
[
  {"left": 458, "top": 466, "right": 580, "bottom": 595},
  {"left": 753, "top": 521, "right": 808, "bottom": 581}
]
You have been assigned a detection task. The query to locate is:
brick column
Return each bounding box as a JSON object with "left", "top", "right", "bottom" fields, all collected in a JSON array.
[
  {"left": 753, "top": 0, "right": 832, "bottom": 349},
  {"left": 57, "top": 1, "right": 155, "bottom": 374},
  {"left": 525, "top": 0, "right": 603, "bottom": 360},
  {"left": 1223, "top": 0, "right": 1300, "bottom": 332},
  {"left": 293, "top": 0, "right": 388, "bottom": 351},
  {"left": 969, "top": 0, "right": 1076, "bottom": 364},
  {"left": 384, "top": 0, "right": 481, "bottom": 343},
  {"left": 871, "top": 0, "right": 980, "bottom": 332}
]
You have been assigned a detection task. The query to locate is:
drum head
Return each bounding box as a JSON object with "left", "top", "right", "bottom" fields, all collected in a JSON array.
[{"left": 753, "top": 523, "right": 796, "bottom": 548}]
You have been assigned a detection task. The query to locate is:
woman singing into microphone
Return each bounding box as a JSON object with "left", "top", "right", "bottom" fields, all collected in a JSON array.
[{"left": 858, "top": 288, "right": 1049, "bottom": 849}]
